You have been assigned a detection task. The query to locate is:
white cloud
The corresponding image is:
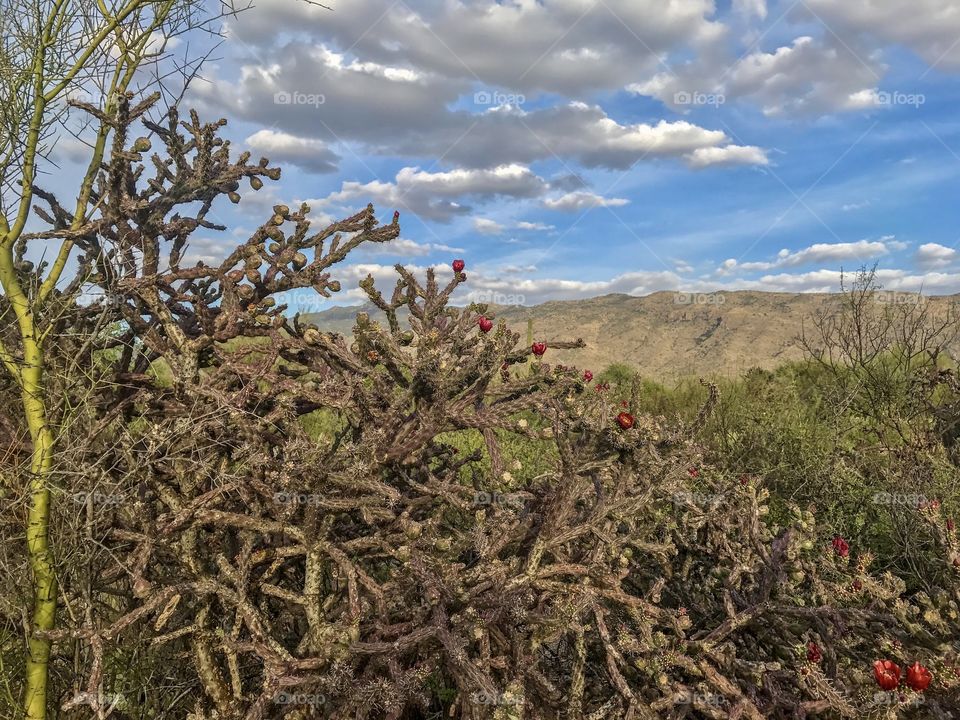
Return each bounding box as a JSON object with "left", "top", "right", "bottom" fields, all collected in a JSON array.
[
  {"left": 311, "top": 164, "right": 548, "bottom": 222},
  {"left": 199, "top": 60, "right": 768, "bottom": 171},
  {"left": 516, "top": 221, "right": 555, "bottom": 231},
  {"left": 685, "top": 145, "right": 769, "bottom": 168},
  {"left": 718, "top": 239, "right": 899, "bottom": 274},
  {"left": 915, "top": 243, "right": 957, "bottom": 270},
  {"left": 800, "top": 0, "right": 960, "bottom": 70},
  {"left": 474, "top": 218, "right": 555, "bottom": 235},
  {"left": 280, "top": 259, "right": 960, "bottom": 311},
  {"left": 223, "top": 0, "right": 724, "bottom": 95},
  {"left": 352, "top": 238, "right": 465, "bottom": 257},
  {"left": 842, "top": 201, "right": 871, "bottom": 211},
  {"left": 631, "top": 35, "right": 884, "bottom": 116},
  {"left": 733, "top": 0, "right": 767, "bottom": 20},
  {"left": 244, "top": 129, "right": 340, "bottom": 173},
  {"left": 474, "top": 218, "right": 505, "bottom": 235},
  {"left": 542, "top": 191, "right": 630, "bottom": 212}
]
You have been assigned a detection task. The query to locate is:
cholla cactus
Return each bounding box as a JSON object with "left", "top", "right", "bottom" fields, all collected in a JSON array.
[{"left": 19, "top": 97, "right": 960, "bottom": 719}]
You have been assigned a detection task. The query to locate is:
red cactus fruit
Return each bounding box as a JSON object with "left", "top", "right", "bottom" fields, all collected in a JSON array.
[
  {"left": 616, "top": 412, "right": 635, "bottom": 430},
  {"left": 832, "top": 536, "right": 849, "bottom": 558},
  {"left": 452, "top": 259, "right": 465, "bottom": 273},
  {"left": 873, "top": 659, "right": 900, "bottom": 691},
  {"left": 905, "top": 662, "right": 932, "bottom": 692},
  {"left": 531, "top": 342, "right": 546, "bottom": 357},
  {"left": 583, "top": 370, "right": 593, "bottom": 382},
  {"left": 478, "top": 316, "right": 493, "bottom": 333},
  {"left": 807, "top": 642, "right": 822, "bottom": 663}
]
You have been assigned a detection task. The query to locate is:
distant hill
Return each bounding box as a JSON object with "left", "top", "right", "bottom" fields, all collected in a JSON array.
[{"left": 301, "top": 291, "right": 960, "bottom": 380}]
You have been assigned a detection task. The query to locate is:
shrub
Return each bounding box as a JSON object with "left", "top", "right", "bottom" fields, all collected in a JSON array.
[{"left": 5, "top": 98, "right": 960, "bottom": 720}]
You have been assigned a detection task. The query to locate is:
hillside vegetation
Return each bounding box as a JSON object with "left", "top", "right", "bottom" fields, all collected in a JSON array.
[{"left": 1, "top": 90, "right": 959, "bottom": 720}]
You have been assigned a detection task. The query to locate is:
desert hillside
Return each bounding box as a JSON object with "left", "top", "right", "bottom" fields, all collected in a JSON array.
[{"left": 303, "top": 291, "right": 960, "bottom": 379}]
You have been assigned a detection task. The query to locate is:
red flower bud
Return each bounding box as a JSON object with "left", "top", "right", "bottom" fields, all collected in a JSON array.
[
  {"left": 807, "top": 642, "right": 822, "bottom": 663},
  {"left": 616, "top": 412, "right": 635, "bottom": 430},
  {"left": 393, "top": 210, "right": 400, "bottom": 223},
  {"left": 852, "top": 579, "right": 862, "bottom": 592},
  {"left": 621, "top": 400, "right": 629, "bottom": 408},
  {"left": 583, "top": 370, "right": 593, "bottom": 382},
  {"left": 531, "top": 342, "right": 546, "bottom": 357},
  {"left": 688, "top": 467, "right": 699, "bottom": 478},
  {"left": 452, "top": 259, "right": 465, "bottom": 273},
  {"left": 873, "top": 659, "right": 901, "bottom": 691},
  {"left": 478, "top": 316, "right": 493, "bottom": 333},
  {"left": 905, "top": 661, "right": 932, "bottom": 692},
  {"left": 832, "top": 536, "right": 849, "bottom": 558}
]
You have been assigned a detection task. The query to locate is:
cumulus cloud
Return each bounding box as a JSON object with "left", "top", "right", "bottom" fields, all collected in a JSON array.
[
  {"left": 474, "top": 218, "right": 555, "bottom": 235},
  {"left": 800, "top": 0, "right": 960, "bottom": 70},
  {"left": 717, "top": 238, "right": 901, "bottom": 274},
  {"left": 353, "top": 238, "right": 464, "bottom": 257},
  {"left": 516, "top": 221, "right": 555, "bottom": 231},
  {"left": 197, "top": 58, "right": 770, "bottom": 170},
  {"left": 278, "top": 259, "right": 960, "bottom": 311},
  {"left": 322, "top": 263, "right": 960, "bottom": 308},
  {"left": 915, "top": 242, "right": 957, "bottom": 270},
  {"left": 244, "top": 129, "right": 340, "bottom": 173},
  {"left": 223, "top": 0, "right": 723, "bottom": 96},
  {"left": 310, "top": 164, "right": 548, "bottom": 222},
  {"left": 542, "top": 191, "right": 630, "bottom": 212},
  {"left": 473, "top": 218, "right": 505, "bottom": 235},
  {"left": 733, "top": 0, "right": 767, "bottom": 20},
  {"left": 631, "top": 35, "right": 885, "bottom": 116},
  {"left": 684, "top": 145, "right": 769, "bottom": 168},
  {"left": 418, "top": 104, "right": 767, "bottom": 170}
]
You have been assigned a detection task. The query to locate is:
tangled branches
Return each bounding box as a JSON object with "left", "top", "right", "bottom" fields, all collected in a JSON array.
[{"left": 4, "top": 96, "right": 960, "bottom": 719}]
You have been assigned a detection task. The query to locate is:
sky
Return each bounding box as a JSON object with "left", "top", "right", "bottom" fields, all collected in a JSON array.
[{"left": 45, "top": 0, "right": 960, "bottom": 310}]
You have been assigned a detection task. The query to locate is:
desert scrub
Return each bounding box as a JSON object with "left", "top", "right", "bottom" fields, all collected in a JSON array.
[{"left": 11, "top": 99, "right": 960, "bottom": 719}]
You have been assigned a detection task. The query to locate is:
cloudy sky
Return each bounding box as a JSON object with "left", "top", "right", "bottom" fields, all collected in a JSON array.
[{"left": 48, "top": 0, "right": 960, "bottom": 308}]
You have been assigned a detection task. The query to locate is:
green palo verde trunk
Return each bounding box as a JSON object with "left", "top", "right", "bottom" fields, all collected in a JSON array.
[{"left": 0, "top": 254, "right": 57, "bottom": 720}]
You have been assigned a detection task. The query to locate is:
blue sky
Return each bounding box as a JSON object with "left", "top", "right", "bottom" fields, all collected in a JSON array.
[{"left": 45, "top": 0, "right": 960, "bottom": 310}]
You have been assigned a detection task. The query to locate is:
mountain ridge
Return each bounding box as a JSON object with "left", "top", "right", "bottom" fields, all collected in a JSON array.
[{"left": 300, "top": 290, "right": 960, "bottom": 379}]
